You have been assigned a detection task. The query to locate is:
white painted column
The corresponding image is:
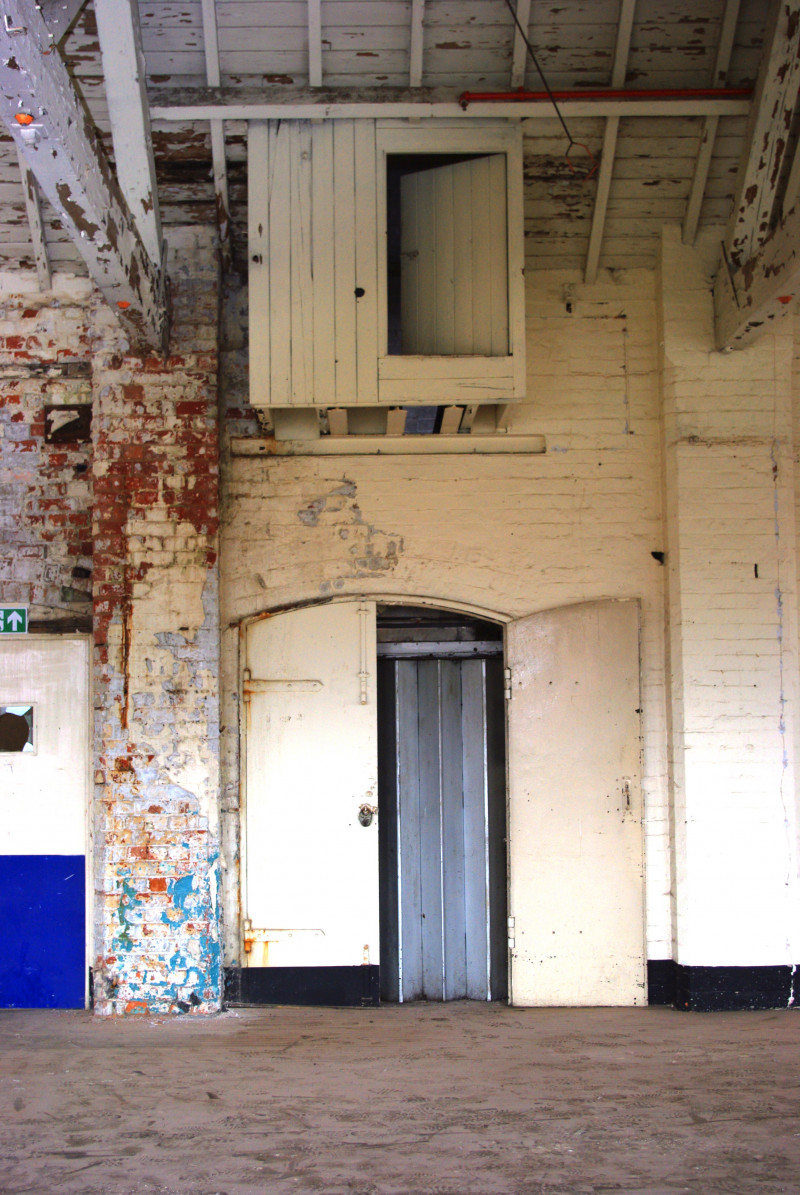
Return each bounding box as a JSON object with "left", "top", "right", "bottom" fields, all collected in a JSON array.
[{"left": 658, "top": 224, "right": 800, "bottom": 967}]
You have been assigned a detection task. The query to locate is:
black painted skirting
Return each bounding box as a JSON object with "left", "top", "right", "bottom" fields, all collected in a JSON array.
[
  {"left": 648, "top": 960, "right": 800, "bottom": 1011},
  {"left": 225, "top": 965, "right": 380, "bottom": 1008}
]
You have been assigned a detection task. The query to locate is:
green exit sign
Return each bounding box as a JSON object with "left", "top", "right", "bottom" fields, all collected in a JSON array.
[{"left": 0, "top": 607, "right": 28, "bottom": 634}]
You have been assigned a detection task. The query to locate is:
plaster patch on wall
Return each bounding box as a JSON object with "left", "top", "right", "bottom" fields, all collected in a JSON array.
[{"left": 296, "top": 478, "right": 404, "bottom": 591}]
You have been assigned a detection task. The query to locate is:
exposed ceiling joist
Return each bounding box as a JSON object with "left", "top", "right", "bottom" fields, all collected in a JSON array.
[
  {"left": 94, "top": 0, "right": 162, "bottom": 266},
  {"left": 308, "top": 0, "right": 322, "bottom": 88},
  {"left": 37, "top": 0, "right": 87, "bottom": 42},
  {"left": 682, "top": 0, "right": 741, "bottom": 245},
  {"left": 409, "top": 0, "right": 425, "bottom": 88},
  {"left": 16, "top": 146, "right": 51, "bottom": 292},
  {"left": 714, "top": 199, "right": 800, "bottom": 349},
  {"left": 200, "top": 0, "right": 231, "bottom": 265},
  {"left": 0, "top": 0, "right": 168, "bottom": 352},
  {"left": 584, "top": 0, "right": 637, "bottom": 285},
  {"left": 725, "top": 0, "right": 800, "bottom": 267},
  {"left": 510, "top": 0, "right": 532, "bottom": 90}
]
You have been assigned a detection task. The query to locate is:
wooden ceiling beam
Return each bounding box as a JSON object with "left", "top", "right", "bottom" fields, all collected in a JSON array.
[
  {"left": 682, "top": 0, "right": 741, "bottom": 245},
  {"left": 0, "top": 0, "right": 168, "bottom": 352},
  {"left": 714, "top": 196, "right": 800, "bottom": 349},
  {"left": 37, "top": 0, "right": 87, "bottom": 42},
  {"left": 584, "top": 0, "right": 637, "bottom": 284},
  {"left": 724, "top": 0, "right": 800, "bottom": 267},
  {"left": 94, "top": 0, "right": 162, "bottom": 266},
  {"left": 200, "top": 0, "right": 231, "bottom": 266},
  {"left": 16, "top": 146, "right": 51, "bottom": 292},
  {"left": 409, "top": 0, "right": 425, "bottom": 88},
  {"left": 149, "top": 94, "right": 751, "bottom": 122},
  {"left": 510, "top": 0, "right": 532, "bottom": 90}
]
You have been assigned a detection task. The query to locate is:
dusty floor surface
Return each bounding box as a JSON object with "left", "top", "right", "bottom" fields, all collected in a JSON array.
[{"left": 0, "top": 1003, "right": 798, "bottom": 1195}]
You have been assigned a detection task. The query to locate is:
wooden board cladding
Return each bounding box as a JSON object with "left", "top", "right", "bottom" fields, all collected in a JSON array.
[{"left": 248, "top": 118, "right": 525, "bottom": 407}]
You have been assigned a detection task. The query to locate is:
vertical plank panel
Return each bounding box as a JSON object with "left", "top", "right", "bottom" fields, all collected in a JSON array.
[
  {"left": 452, "top": 159, "right": 474, "bottom": 355},
  {"left": 488, "top": 154, "right": 509, "bottom": 356},
  {"left": 400, "top": 170, "right": 420, "bottom": 353},
  {"left": 354, "top": 120, "right": 379, "bottom": 403},
  {"left": 461, "top": 659, "right": 491, "bottom": 1000},
  {"left": 505, "top": 128, "right": 527, "bottom": 396},
  {"left": 418, "top": 659, "right": 444, "bottom": 1000},
  {"left": 485, "top": 656, "right": 509, "bottom": 1002},
  {"left": 415, "top": 170, "right": 437, "bottom": 356},
  {"left": 311, "top": 121, "right": 337, "bottom": 404},
  {"left": 333, "top": 120, "right": 358, "bottom": 404},
  {"left": 470, "top": 155, "right": 492, "bottom": 357},
  {"left": 440, "top": 660, "right": 467, "bottom": 999},
  {"left": 397, "top": 661, "right": 422, "bottom": 1001},
  {"left": 434, "top": 165, "right": 456, "bottom": 355},
  {"left": 247, "top": 122, "right": 271, "bottom": 406},
  {"left": 268, "top": 121, "right": 292, "bottom": 404},
  {"left": 290, "top": 121, "right": 314, "bottom": 403}
]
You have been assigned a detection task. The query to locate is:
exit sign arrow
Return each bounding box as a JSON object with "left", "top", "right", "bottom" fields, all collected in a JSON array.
[{"left": 0, "top": 607, "right": 28, "bottom": 634}]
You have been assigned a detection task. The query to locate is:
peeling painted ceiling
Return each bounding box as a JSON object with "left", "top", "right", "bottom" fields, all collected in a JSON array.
[{"left": 0, "top": 0, "right": 778, "bottom": 281}]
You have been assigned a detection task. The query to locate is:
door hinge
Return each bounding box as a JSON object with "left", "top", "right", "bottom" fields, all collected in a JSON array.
[{"left": 504, "top": 666, "right": 512, "bottom": 700}]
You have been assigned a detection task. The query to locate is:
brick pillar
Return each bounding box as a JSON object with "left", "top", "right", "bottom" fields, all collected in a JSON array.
[
  {"left": 658, "top": 225, "right": 800, "bottom": 969},
  {"left": 91, "top": 230, "right": 222, "bottom": 1014}
]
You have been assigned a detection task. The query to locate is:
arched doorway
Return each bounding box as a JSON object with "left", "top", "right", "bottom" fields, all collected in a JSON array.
[{"left": 376, "top": 605, "right": 508, "bottom": 1003}]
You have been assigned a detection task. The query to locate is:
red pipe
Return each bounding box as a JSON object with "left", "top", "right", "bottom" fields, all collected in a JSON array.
[{"left": 459, "top": 86, "right": 753, "bottom": 107}]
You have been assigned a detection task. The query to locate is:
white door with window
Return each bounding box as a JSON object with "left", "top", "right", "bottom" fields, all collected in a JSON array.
[{"left": 244, "top": 601, "right": 379, "bottom": 968}]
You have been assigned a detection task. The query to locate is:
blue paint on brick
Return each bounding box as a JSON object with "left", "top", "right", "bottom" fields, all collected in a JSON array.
[{"left": 0, "top": 855, "right": 85, "bottom": 1008}]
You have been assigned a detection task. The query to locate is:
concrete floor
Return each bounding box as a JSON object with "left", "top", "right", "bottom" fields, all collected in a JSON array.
[{"left": 1, "top": 1003, "right": 798, "bottom": 1195}]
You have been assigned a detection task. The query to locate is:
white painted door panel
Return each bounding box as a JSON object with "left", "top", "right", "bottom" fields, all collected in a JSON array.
[
  {"left": 506, "top": 600, "right": 645, "bottom": 1006},
  {"left": 0, "top": 636, "right": 89, "bottom": 856},
  {"left": 245, "top": 601, "right": 379, "bottom": 967}
]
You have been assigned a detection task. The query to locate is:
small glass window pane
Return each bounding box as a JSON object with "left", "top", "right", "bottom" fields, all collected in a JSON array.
[{"left": 0, "top": 705, "right": 34, "bottom": 753}]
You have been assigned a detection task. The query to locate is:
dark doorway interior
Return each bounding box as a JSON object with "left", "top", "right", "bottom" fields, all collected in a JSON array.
[{"left": 377, "top": 605, "right": 507, "bottom": 1003}]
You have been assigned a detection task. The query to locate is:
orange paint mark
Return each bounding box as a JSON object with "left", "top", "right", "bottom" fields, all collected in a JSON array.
[
  {"left": 117, "top": 300, "right": 131, "bottom": 309},
  {"left": 777, "top": 295, "right": 793, "bottom": 304},
  {"left": 15, "top": 113, "right": 34, "bottom": 126}
]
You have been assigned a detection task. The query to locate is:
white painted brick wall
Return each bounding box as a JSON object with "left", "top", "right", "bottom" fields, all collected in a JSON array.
[
  {"left": 221, "top": 266, "right": 672, "bottom": 960},
  {"left": 659, "top": 225, "right": 799, "bottom": 966}
]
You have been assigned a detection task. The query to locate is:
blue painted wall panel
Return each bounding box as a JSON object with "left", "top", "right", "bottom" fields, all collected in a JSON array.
[{"left": 0, "top": 855, "right": 86, "bottom": 1008}]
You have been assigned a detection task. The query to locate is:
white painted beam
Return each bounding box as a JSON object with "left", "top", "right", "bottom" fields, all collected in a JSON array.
[
  {"left": 231, "top": 434, "right": 546, "bottom": 457},
  {"left": 409, "top": 0, "right": 425, "bottom": 88},
  {"left": 16, "top": 146, "right": 51, "bottom": 292},
  {"left": 584, "top": 0, "right": 637, "bottom": 284},
  {"left": 38, "top": 0, "right": 86, "bottom": 42},
  {"left": 510, "top": 0, "right": 532, "bottom": 89},
  {"left": 200, "top": 0, "right": 231, "bottom": 265},
  {"left": 714, "top": 199, "right": 800, "bottom": 349},
  {"left": 0, "top": 0, "right": 168, "bottom": 352},
  {"left": 308, "top": 0, "right": 323, "bottom": 87},
  {"left": 150, "top": 97, "right": 751, "bottom": 122},
  {"left": 725, "top": 0, "right": 800, "bottom": 266},
  {"left": 94, "top": 0, "right": 162, "bottom": 266},
  {"left": 682, "top": 0, "right": 741, "bottom": 244}
]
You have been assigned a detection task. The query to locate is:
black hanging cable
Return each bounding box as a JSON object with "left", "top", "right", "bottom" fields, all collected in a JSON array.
[{"left": 502, "top": 0, "right": 597, "bottom": 178}]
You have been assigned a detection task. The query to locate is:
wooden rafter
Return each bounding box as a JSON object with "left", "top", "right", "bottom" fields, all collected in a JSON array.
[
  {"left": 714, "top": 199, "right": 800, "bottom": 348},
  {"left": 714, "top": 0, "right": 800, "bottom": 348},
  {"left": 0, "top": 0, "right": 168, "bottom": 352},
  {"left": 409, "top": 0, "right": 425, "bottom": 88},
  {"left": 308, "top": 0, "right": 322, "bottom": 88},
  {"left": 200, "top": 0, "right": 231, "bottom": 265},
  {"left": 16, "top": 146, "right": 51, "bottom": 292},
  {"left": 38, "top": 0, "right": 87, "bottom": 42},
  {"left": 510, "top": 0, "right": 532, "bottom": 90},
  {"left": 584, "top": 0, "right": 637, "bottom": 284},
  {"left": 94, "top": 0, "right": 162, "bottom": 266},
  {"left": 682, "top": 0, "right": 741, "bottom": 245},
  {"left": 725, "top": 0, "right": 800, "bottom": 266}
]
